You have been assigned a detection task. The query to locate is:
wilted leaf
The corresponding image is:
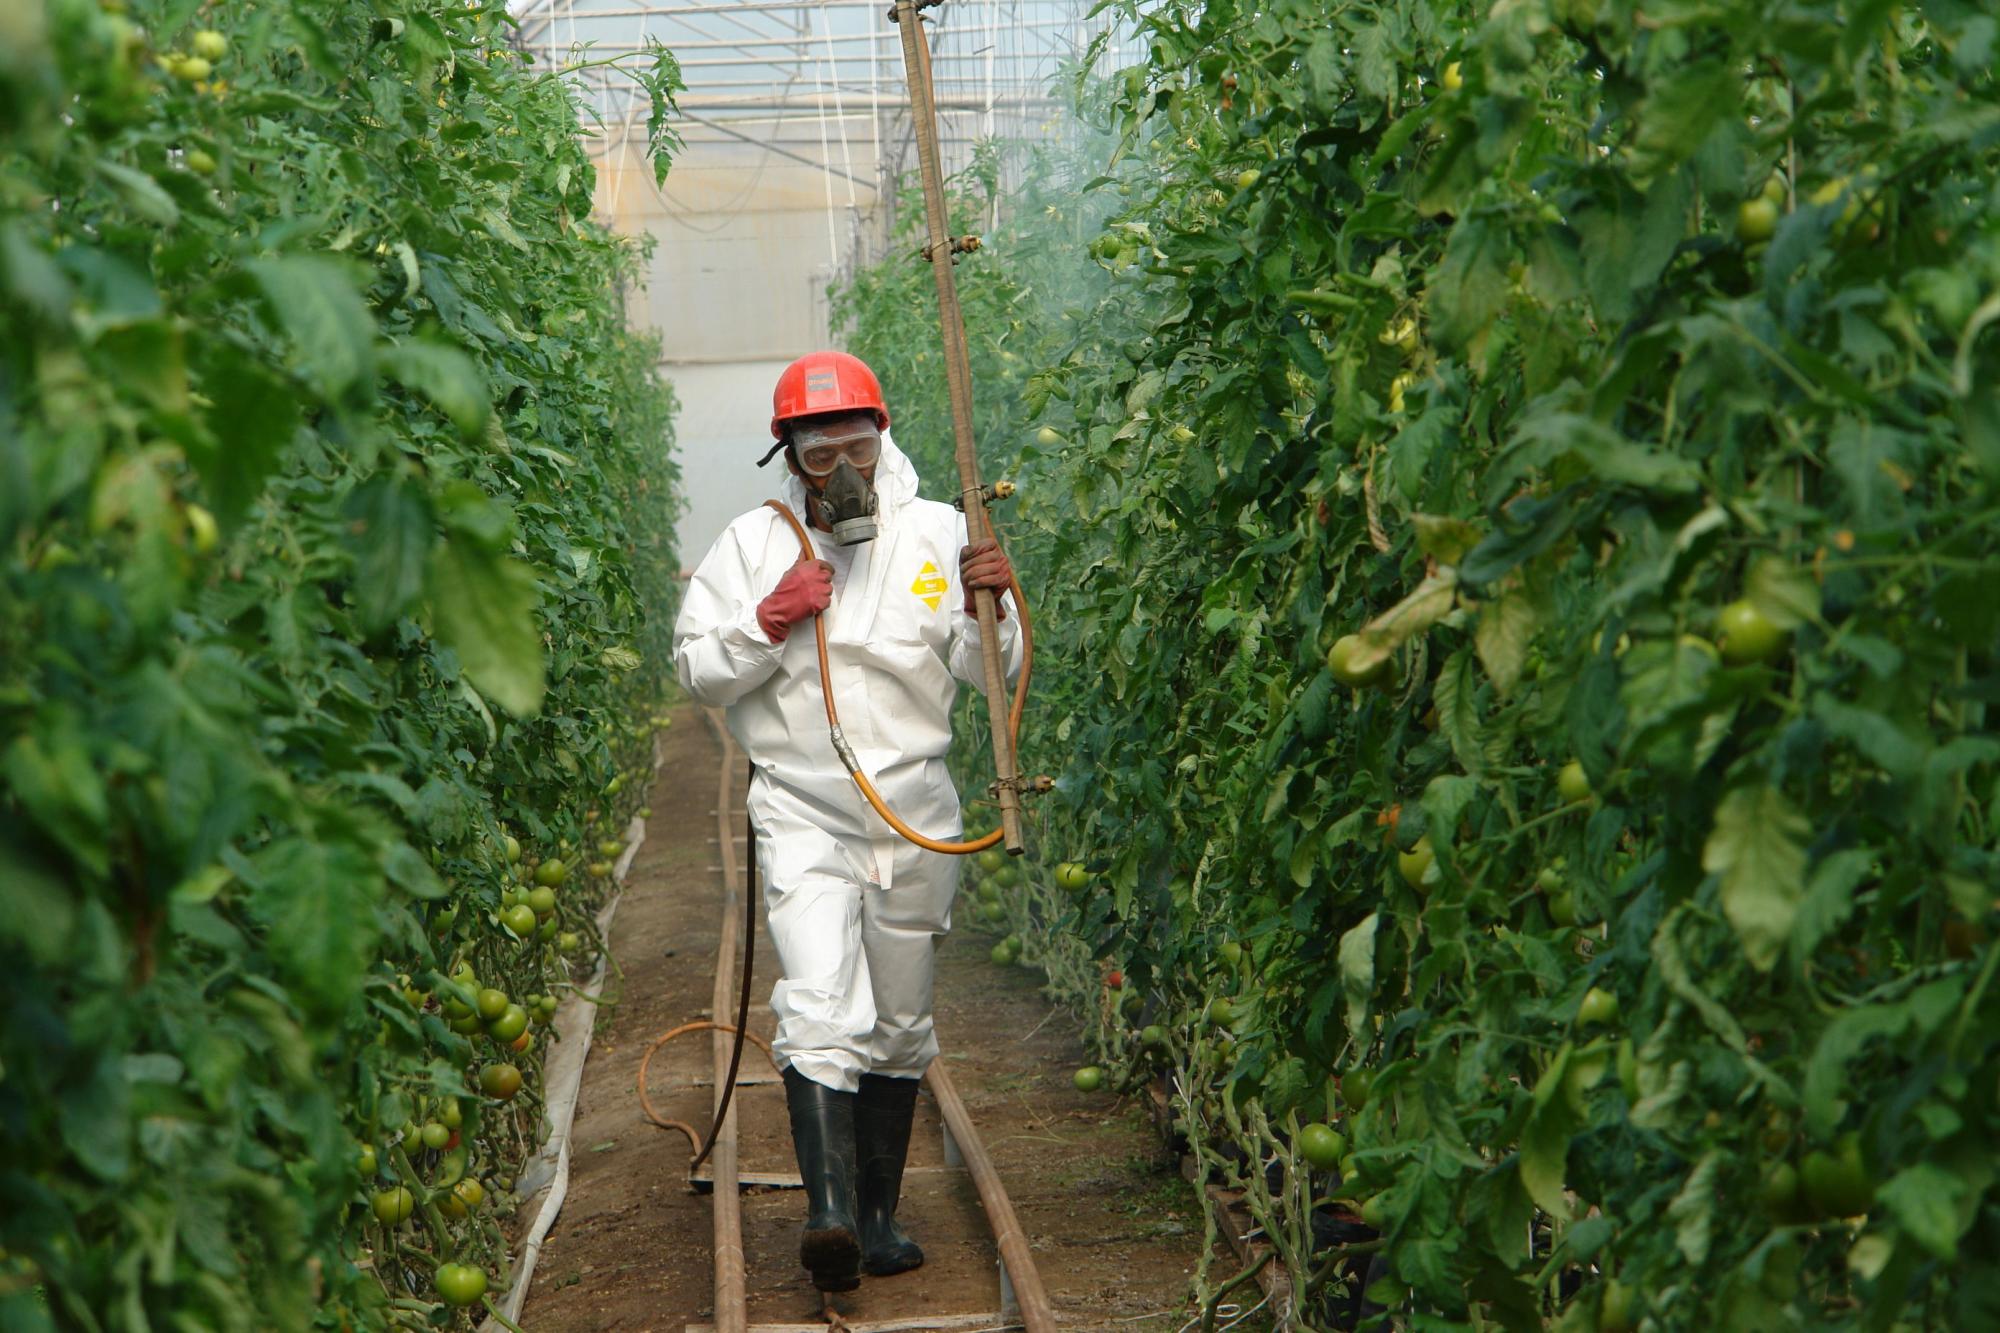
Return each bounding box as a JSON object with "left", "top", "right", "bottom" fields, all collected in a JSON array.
[
  {"left": 1344, "top": 572, "right": 1459, "bottom": 675},
  {"left": 1338, "top": 913, "right": 1380, "bottom": 1038}
]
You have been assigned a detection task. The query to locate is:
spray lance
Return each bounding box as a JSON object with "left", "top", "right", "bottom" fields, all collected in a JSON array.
[
  {"left": 887, "top": 0, "right": 1030, "bottom": 855},
  {"left": 762, "top": 0, "right": 1042, "bottom": 854}
]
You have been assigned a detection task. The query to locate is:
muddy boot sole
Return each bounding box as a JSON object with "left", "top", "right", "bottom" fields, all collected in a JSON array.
[{"left": 801, "top": 1223, "right": 862, "bottom": 1293}]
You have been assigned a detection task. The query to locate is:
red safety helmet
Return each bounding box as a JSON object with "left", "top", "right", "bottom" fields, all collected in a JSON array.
[{"left": 770, "top": 350, "right": 890, "bottom": 440}]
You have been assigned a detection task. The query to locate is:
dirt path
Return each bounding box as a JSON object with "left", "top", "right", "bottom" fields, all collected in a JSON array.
[{"left": 517, "top": 701, "right": 1210, "bottom": 1332}]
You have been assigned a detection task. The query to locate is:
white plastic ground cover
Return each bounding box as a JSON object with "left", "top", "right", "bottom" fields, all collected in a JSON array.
[{"left": 480, "top": 729, "right": 665, "bottom": 1331}]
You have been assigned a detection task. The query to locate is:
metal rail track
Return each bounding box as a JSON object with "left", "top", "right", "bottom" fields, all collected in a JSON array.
[{"left": 691, "top": 709, "right": 1056, "bottom": 1333}]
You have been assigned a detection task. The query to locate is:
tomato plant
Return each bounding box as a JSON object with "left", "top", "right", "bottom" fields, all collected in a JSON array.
[
  {"left": 839, "top": 0, "right": 2000, "bottom": 1325},
  {"left": 1, "top": 1, "right": 684, "bottom": 1327}
]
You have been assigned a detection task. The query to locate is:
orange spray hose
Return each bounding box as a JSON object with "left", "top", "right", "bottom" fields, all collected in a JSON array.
[{"left": 763, "top": 498, "right": 1032, "bottom": 855}]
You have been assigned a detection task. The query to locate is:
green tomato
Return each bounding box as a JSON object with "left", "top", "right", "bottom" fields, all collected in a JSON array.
[
  {"left": 1548, "top": 890, "right": 1579, "bottom": 927},
  {"left": 976, "top": 848, "right": 1006, "bottom": 874},
  {"left": 190, "top": 29, "right": 228, "bottom": 61},
  {"left": 356, "top": 1144, "right": 377, "bottom": 1176},
  {"left": 1326, "top": 634, "right": 1391, "bottom": 689},
  {"left": 989, "top": 940, "right": 1018, "bottom": 966},
  {"left": 1600, "top": 1279, "right": 1635, "bottom": 1333},
  {"left": 1235, "top": 168, "right": 1260, "bottom": 190},
  {"left": 1801, "top": 1134, "right": 1874, "bottom": 1217},
  {"left": 1297, "top": 1122, "right": 1346, "bottom": 1171},
  {"left": 1055, "top": 861, "right": 1091, "bottom": 891},
  {"left": 420, "top": 1121, "right": 450, "bottom": 1150},
  {"left": 504, "top": 835, "right": 521, "bottom": 863},
  {"left": 479, "top": 1063, "right": 524, "bottom": 1101},
  {"left": 558, "top": 931, "right": 581, "bottom": 952},
  {"left": 534, "top": 858, "right": 568, "bottom": 887},
  {"left": 1616, "top": 1038, "right": 1639, "bottom": 1102},
  {"left": 502, "top": 904, "right": 537, "bottom": 938},
  {"left": 1072, "top": 1065, "right": 1104, "bottom": 1093},
  {"left": 1717, "top": 598, "right": 1786, "bottom": 665},
  {"left": 1759, "top": 1160, "right": 1803, "bottom": 1219},
  {"left": 434, "top": 1263, "right": 489, "bottom": 1308},
  {"left": 476, "top": 988, "right": 510, "bottom": 1022},
  {"left": 527, "top": 886, "right": 558, "bottom": 917},
  {"left": 1440, "top": 61, "right": 1462, "bottom": 91},
  {"left": 1342, "top": 1068, "right": 1372, "bottom": 1112},
  {"left": 1218, "top": 940, "right": 1243, "bottom": 968},
  {"left": 1140, "top": 1024, "right": 1167, "bottom": 1047},
  {"left": 1396, "top": 836, "right": 1434, "bottom": 891},
  {"left": 487, "top": 1004, "right": 530, "bottom": 1043},
  {"left": 1208, "top": 997, "right": 1236, "bottom": 1028},
  {"left": 1557, "top": 760, "right": 1592, "bottom": 804},
  {"left": 1578, "top": 986, "right": 1620, "bottom": 1027},
  {"left": 1738, "top": 196, "right": 1778, "bottom": 242},
  {"left": 371, "top": 1186, "right": 414, "bottom": 1225},
  {"left": 1359, "top": 1192, "right": 1390, "bottom": 1228}
]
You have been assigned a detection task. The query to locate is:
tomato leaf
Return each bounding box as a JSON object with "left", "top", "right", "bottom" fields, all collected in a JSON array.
[
  {"left": 427, "top": 539, "right": 546, "bottom": 719},
  {"left": 1877, "top": 1163, "right": 1973, "bottom": 1262},
  {"left": 1702, "top": 784, "right": 1809, "bottom": 972},
  {"left": 343, "top": 477, "right": 434, "bottom": 634},
  {"left": 1473, "top": 585, "right": 1538, "bottom": 696},
  {"left": 1521, "top": 1045, "right": 1579, "bottom": 1219},
  {"left": 246, "top": 256, "right": 376, "bottom": 399},
  {"left": 1337, "top": 912, "right": 1380, "bottom": 1039},
  {"left": 378, "top": 339, "right": 491, "bottom": 438},
  {"left": 1744, "top": 555, "right": 1821, "bottom": 630}
]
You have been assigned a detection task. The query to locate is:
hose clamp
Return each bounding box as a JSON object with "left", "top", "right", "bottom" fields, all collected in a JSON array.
[{"left": 953, "top": 479, "right": 1016, "bottom": 511}]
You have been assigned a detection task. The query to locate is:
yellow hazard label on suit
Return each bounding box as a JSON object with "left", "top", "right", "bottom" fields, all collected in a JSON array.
[{"left": 910, "top": 561, "right": 947, "bottom": 611}]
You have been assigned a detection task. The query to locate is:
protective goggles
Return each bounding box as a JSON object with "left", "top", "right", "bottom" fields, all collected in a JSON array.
[{"left": 791, "top": 423, "right": 882, "bottom": 477}]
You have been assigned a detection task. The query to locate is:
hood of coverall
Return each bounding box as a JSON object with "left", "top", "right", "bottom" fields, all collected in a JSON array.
[{"left": 781, "top": 429, "right": 920, "bottom": 535}]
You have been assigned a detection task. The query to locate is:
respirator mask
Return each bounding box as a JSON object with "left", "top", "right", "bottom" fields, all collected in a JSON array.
[
  {"left": 789, "top": 421, "right": 882, "bottom": 546},
  {"left": 818, "top": 458, "right": 879, "bottom": 546}
]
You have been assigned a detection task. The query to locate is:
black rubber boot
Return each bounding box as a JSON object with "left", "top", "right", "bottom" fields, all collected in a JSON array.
[
  {"left": 782, "top": 1066, "right": 861, "bottom": 1292},
  {"left": 855, "top": 1073, "right": 925, "bottom": 1277}
]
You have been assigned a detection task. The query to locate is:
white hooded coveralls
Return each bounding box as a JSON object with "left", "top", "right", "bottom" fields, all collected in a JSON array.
[{"left": 673, "top": 436, "right": 1023, "bottom": 1093}]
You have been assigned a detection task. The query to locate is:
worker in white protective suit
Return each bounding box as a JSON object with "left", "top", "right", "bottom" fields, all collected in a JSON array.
[{"left": 673, "top": 350, "right": 1021, "bottom": 1293}]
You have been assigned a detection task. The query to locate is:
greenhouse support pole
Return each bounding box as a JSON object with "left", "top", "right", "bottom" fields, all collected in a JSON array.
[{"left": 890, "top": 0, "right": 1024, "bottom": 854}]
